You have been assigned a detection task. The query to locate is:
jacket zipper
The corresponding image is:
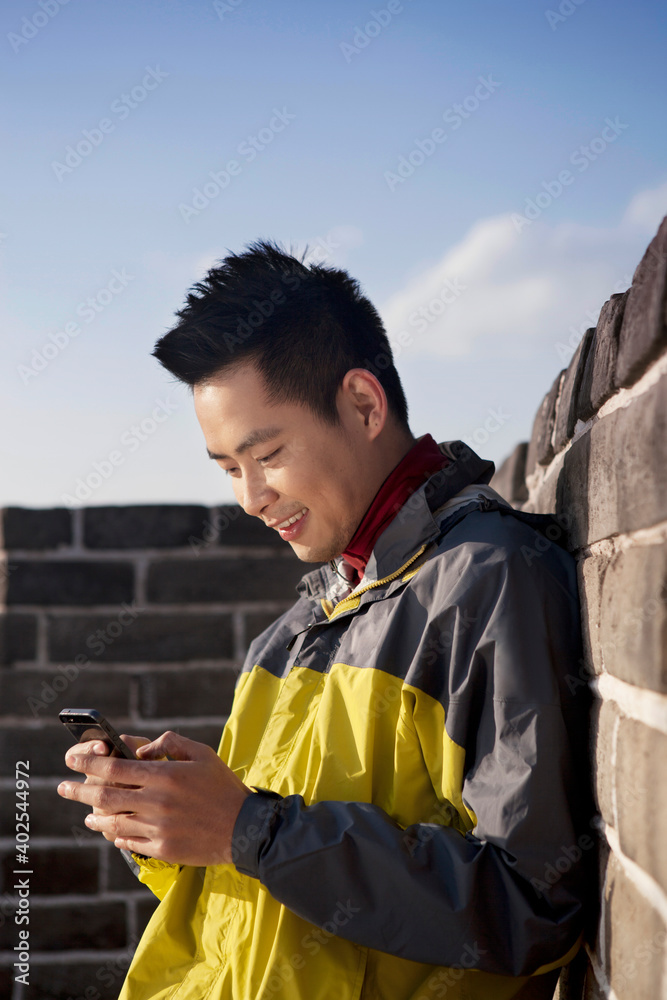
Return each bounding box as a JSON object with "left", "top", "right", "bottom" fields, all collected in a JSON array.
[{"left": 327, "top": 542, "right": 429, "bottom": 621}]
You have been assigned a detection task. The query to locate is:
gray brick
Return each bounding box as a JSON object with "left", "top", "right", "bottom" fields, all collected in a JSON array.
[
  {"left": 47, "top": 611, "right": 234, "bottom": 662},
  {"left": 84, "top": 504, "right": 211, "bottom": 549},
  {"left": 616, "top": 215, "right": 667, "bottom": 388},
  {"left": 616, "top": 717, "right": 667, "bottom": 894},
  {"left": 0, "top": 667, "right": 132, "bottom": 719},
  {"left": 137, "top": 893, "right": 161, "bottom": 934},
  {"left": 0, "top": 721, "right": 83, "bottom": 777},
  {"left": 185, "top": 504, "right": 285, "bottom": 552},
  {"left": 138, "top": 667, "right": 237, "bottom": 718},
  {"left": 525, "top": 368, "right": 565, "bottom": 477},
  {"left": 0, "top": 970, "right": 11, "bottom": 1000},
  {"left": 553, "top": 327, "right": 595, "bottom": 452},
  {"left": 602, "top": 852, "right": 666, "bottom": 1000},
  {"left": 577, "top": 292, "right": 627, "bottom": 422},
  {"left": 211, "top": 505, "right": 284, "bottom": 547},
  {"left": 599, "top": 543, "right": 667, "bottom": 692},
  {"left": 0, "top": 612, "right": 37, "bottom": 664},
  {"left": 0, "top": 785, "right": 96, "bottom": 839},
  {"left": 0, "top": 507, "right": 72, "bottom": 550},
  {"left": 244, "top": 611, "right": 283, "bottom": 649},
  {"left": 21, "top": 960, "right": 125, "bottom": 1000},
  {"left": 582, "top": 961, "right": 608, "bottom": 1000},
  {"left": 576, "top": 553, "right": 607, "bottom": 675},
  {"left": 0, "top": 900, "right": 126, "bottom": 951},
  {"left": 489, "top": 441, "right": 528, "bottom": 504},
  {"left": 106, "top": 843, "right": 149, "bottom": 892},
  {"left": 1, "top": 846, "right": 99, "bottom": 895},
  {"left": 146, "top": 556, "right": 303, "bottom": 604},
  {"left": 590, "top": 698, "right": 618, "bottom": 827},
  {"left": 6, "top": 559, "right": 135, "bottom": 606},
  {"left": 555, "top": 370, "right": 667, "bottom": 548}
]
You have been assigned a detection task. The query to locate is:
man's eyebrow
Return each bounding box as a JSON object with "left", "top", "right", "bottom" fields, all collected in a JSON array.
[{"left": 206, "top": 426, "right": 282, "bottom": 461}]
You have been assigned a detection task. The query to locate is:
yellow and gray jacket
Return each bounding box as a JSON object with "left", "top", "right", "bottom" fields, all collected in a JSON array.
[{"left": 120, "top": 440, "right": 590, "bottom": 1000}]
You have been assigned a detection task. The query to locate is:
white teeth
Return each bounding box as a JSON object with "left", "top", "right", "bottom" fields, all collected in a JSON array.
[{"left": 277, "top": 508, "right": 307, "bottom": 530}]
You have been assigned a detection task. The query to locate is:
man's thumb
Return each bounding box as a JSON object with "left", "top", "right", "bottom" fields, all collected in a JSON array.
[{"left": 135, "top": 730, "right": 202, "bottom": 761}]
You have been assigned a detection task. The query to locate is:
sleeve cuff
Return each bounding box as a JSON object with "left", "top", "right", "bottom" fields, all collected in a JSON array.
[{"left": 232, "top": 787, "right": 284, "bottom": 878}]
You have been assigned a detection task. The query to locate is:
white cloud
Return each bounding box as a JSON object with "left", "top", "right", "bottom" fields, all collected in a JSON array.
[{"left": 380, "top": 179, "right": 667, "bottom": 361}]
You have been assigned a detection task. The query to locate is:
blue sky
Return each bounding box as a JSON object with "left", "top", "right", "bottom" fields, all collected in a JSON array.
[{"left": 2, "top": 0, "right": 666, "bottom": 508}]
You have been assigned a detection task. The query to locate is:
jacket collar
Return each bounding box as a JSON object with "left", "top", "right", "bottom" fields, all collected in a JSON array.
[{"left": 297, "top": 440, "right": 495, "bottom": 600}]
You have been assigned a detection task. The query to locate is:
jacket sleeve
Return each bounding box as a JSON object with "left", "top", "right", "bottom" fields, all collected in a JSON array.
[{"left": 232, "top": 525, "right": 592, "bottom": 978}]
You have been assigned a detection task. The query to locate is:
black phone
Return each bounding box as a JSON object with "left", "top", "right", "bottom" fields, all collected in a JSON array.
[{"left": 59, "top": 708, "right": 136, "bottom": 759}]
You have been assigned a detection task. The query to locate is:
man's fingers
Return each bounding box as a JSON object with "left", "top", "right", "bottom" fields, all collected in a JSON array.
[
  {"left": 120, "top": 734, "right": 152, "bottom": 756},
  {"left": 64, "top": 750, "right": 148, "bottom": 784},
  {"left": 57, "top": 776, "right": 137, "bottom": 812},
  {"left": 135, "top": 729, "right": 213, "bottom": 762}
]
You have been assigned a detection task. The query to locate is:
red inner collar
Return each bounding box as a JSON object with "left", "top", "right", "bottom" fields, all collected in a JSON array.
[{"left": 342, "top": 434, "right": 450, "bottom": 582}]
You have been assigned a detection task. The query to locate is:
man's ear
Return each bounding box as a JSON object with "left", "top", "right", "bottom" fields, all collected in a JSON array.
[{"left": 339, "top": 368, "right": 388, "bottom": 441}]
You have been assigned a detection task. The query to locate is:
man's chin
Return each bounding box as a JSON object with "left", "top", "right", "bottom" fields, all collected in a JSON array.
[{"left": 287, "top": 536, "right": 345, "bottom": 564}]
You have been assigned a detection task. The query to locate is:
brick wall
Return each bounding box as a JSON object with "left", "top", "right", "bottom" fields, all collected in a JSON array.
[
  {"left": 490, "top": 215, "right": 667, "bottom": 999},
  {"left": 0, "top": 505, "right": 304, "bottom": 1000}
]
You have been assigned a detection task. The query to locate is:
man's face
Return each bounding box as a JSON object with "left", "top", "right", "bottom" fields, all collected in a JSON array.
[{"left": 193, "top": 363, "right": 380, "bottom": 562}]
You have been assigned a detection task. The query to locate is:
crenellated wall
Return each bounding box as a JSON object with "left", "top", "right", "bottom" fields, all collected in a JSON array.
[{"left": 490, "top": 216, "right": 667, "bottom": 999}]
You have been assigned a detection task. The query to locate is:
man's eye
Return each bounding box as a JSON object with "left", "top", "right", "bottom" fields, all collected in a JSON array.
[{"left": 258, "top": 448, "right": 281, "bottom": 464}]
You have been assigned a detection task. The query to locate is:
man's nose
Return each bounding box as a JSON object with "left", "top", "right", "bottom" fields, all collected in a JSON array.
[{"left": 239, "top": 471, "right": 279, "bottom": 518}]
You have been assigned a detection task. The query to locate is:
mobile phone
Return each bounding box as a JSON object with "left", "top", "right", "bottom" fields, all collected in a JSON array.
[{"left": 59, "top": 708, "right": 136, "bottom": 759}]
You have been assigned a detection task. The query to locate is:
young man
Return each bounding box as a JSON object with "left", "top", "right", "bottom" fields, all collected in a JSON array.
[{"left": 59, "top": 241, "right": 590, "bottom": 999}]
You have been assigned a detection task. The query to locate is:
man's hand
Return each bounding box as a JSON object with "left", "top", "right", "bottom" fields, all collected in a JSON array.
[{"left": 57, "top": 731, "right": 251, "bottom": 866}]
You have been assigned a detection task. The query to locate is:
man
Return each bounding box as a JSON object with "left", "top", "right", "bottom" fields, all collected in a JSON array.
[{"left": 58, "top": 241, "right": 590, "bottom": 999}]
